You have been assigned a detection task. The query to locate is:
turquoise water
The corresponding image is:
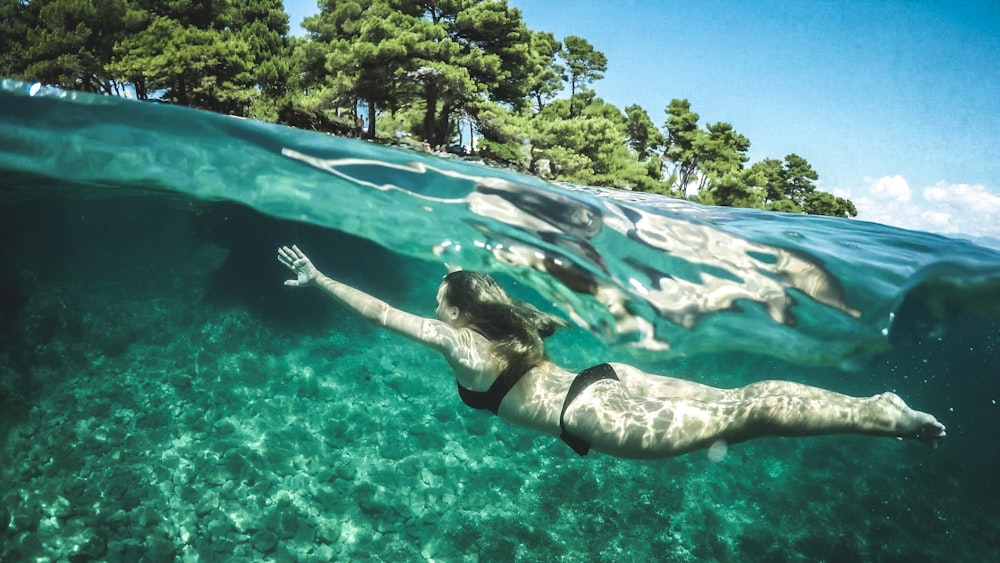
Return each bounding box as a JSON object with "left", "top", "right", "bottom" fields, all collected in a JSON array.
[{"left": 1, "top": 78, "right": 998, "bottom": 560}]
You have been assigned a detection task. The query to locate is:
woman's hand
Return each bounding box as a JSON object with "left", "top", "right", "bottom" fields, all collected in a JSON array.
[{"left": 278, "top": 245, "right": 320, "bottom": 287}]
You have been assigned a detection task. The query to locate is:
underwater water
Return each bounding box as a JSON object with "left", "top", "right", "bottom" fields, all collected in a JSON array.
[{"left": 1, "top": 78, "right": 998, "bottom": 561}]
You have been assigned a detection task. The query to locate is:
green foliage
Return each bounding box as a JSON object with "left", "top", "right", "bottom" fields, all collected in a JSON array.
[
  {"left": 747, "top": 158, "right": 786, "bottom": 203},
  {"left": 560, "top": 35, "right": 607, "bottom": 117},
  {"left": 659, "top": 99, "right": 853, "bottom": 217},
  {"left": 301, "top": 0, "right": 532, "bottom": 145},
  {"left": 703, "top": 171, "right": 766, "bottom": 209},
  {"left": 624, "top": 104, "right": 665, "bottom": 161},
  {"left": 0, "top": 0, "right": 291, "bottom": 115},
  {"left": 10, "top": 0, "right": 130, "bottom": 94},
  {"left": 782, "top": 153, "right": 819, "bottom": 204},
  {"left": 0, "top": 0, "right": 33, "bottom": 79},
  {"left": 478, "top": 138, "right": 525, "bottom": 168},
  {"left": 698, "top": 122, "right": 750, "bottom": 190},
  {"left": 307, "top": 2, "right": 412, "bottom": 107},
  {"left": 740, "top": 154, "right": 855, "bottom": 216},
  {"left": 111, "top": 16, "right": 255, "bottom": 113},
  {"left": 803, "top": 191, "right": 858, "bottom": 218},
  {"left": 3, "top": 0, "right": 856, "bottom": 217},
  {"left": 663, "top": 98, "right": 704, "bottom": 194},
  {"left": 228, "top": 0, "right": 292, "bottom": 99},
  {"left": 517, "top": 97, "right": 667, "bottom": 192},
  {"left": 471, "top": 101, "right": 531, "bottom": 166},
  {"left": 524, "top": 30, "right": 562, "bottom": 112}
]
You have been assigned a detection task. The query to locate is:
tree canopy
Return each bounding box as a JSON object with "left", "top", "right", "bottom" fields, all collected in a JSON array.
[
  {"left": 559, "top": 35, "right": 606, "bottom": 118},
  {"left": 0, "top": 0, "right": 857, "bottom": 218}
]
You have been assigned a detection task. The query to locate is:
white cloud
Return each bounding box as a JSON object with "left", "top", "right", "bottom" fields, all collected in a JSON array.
[
  {"left": 923, "top": 182, "right": 1000, "bottom": 214},
  {"left": 918, "top": 209, "right": 952, "bottom": 230},
  {"left": 840, "top": 176, "right": 1000, "bottom": 240},
  {"left": 869, "top": 175, "right": 911, "bottom": 202}
]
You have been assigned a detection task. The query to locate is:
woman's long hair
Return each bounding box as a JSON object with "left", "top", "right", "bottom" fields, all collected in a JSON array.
[{"left": 444, "top": 271, "right": 565, "bottom": 374}]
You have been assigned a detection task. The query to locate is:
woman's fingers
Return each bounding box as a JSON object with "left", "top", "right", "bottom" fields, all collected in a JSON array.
[{"left": 278, "top": 246, "right": 298, "bottom": 267}]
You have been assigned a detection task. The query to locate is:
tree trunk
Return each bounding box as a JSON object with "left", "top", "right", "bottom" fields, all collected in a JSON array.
[
  {"left": 176, "top": 76, "right": 189, "bottom": 106},
  {"left": 434, "top": 100, "right": 453, "bottom": 148},
  {"left": 134, "top": 77, "right": 147, "bottom": 101},
  {"left": 569, "top": 77, "right": 577, "bottom": 117},
  {"left": 422, "top": 83, "right": 439, "bottom": 147},
  {"left": 366, "top": 100, "right": 377, "bottom": 139}
]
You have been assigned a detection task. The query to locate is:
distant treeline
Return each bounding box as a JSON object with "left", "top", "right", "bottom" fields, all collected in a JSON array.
[{"left": 0, "top": 0, "right": 856, "bottom": 217}]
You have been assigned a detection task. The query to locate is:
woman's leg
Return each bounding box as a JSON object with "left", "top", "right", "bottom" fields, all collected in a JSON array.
[
  {"left": 610, "top": 363, "right": 735, "bottom": 401},
  {"left": 561, "top": 376, "right": 946, "bottom": 460}
]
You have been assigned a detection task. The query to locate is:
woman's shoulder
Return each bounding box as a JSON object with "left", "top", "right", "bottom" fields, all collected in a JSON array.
[{"left": 444, "top": 328, "right": 501, "bottom": 377}]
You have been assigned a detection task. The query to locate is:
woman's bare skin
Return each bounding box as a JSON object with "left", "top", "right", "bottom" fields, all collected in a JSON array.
[{"left": 278, "top": 245, "right": 945, "bottom": 459}]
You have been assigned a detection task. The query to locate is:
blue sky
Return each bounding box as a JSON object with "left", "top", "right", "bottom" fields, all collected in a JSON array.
[{"left": 284, "top": 1, "right": 1000, "bottom": 240}]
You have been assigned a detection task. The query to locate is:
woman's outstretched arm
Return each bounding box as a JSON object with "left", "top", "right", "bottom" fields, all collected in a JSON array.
[{"left": 277, "top": 245, "right": 454, "bottom": 350}]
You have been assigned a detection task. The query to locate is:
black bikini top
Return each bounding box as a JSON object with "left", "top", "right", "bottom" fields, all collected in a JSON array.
[
  {"left": 456, "top": 365, "right": 528, "bottom": 415},
  {"left": 456, "top": 327, "right": 527, "bottom": 415}
]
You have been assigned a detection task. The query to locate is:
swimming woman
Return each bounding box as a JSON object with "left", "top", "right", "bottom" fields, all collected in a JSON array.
[{"left": 277, "top": 245, "right": 945, "bottom": 459}]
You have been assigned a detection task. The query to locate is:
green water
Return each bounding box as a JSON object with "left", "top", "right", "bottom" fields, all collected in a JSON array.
[{"left": 1, "top": 80, "right": 998, "bottom": 561}]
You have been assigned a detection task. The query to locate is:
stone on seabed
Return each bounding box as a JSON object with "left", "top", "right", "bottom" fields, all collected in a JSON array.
[{"left": 251, "top": 529, "right": 278, "bottom": 553}]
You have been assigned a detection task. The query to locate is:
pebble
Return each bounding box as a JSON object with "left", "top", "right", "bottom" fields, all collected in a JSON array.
[
  {"left": 145, "top": 537, "right": 177, "bottom": 562},
  {"left": 316, "top": 521, "right": 340, "bottom": 544},
  {"left": 10, "top": 510, "right": 37, "bottom": 532},
  {"left": 205, "top": 511, "right": 233, "bottom": 538},
  {"left": 274, "top": 508, "right": 300, "bottom": 539},
  {"left": 50, "top": 495, "right": 73, "bottom": 519},
  {"left": 135, "top": 506, "right": 161, "bottom": 528},
  {"left": 251, "top": 530, "right": 278, "bottom": 553},
  {"left": 70, "top": 533, "right": 108, "bottom": 561},
  {"left": 212, "top": 419, "right": 236, "bottom": 435},
  {"left": 195, "top": 491, "right": 220, "bottom": 516}
]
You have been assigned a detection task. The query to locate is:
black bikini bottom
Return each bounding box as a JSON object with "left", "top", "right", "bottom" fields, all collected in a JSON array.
[{"left": 559, "top": 363, "right": 620, "bottom": 456}]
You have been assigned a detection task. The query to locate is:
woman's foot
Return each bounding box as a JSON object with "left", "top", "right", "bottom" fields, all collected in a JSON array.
[{"left": 869, "top": 392, "right": 946, "bottom": 447}]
